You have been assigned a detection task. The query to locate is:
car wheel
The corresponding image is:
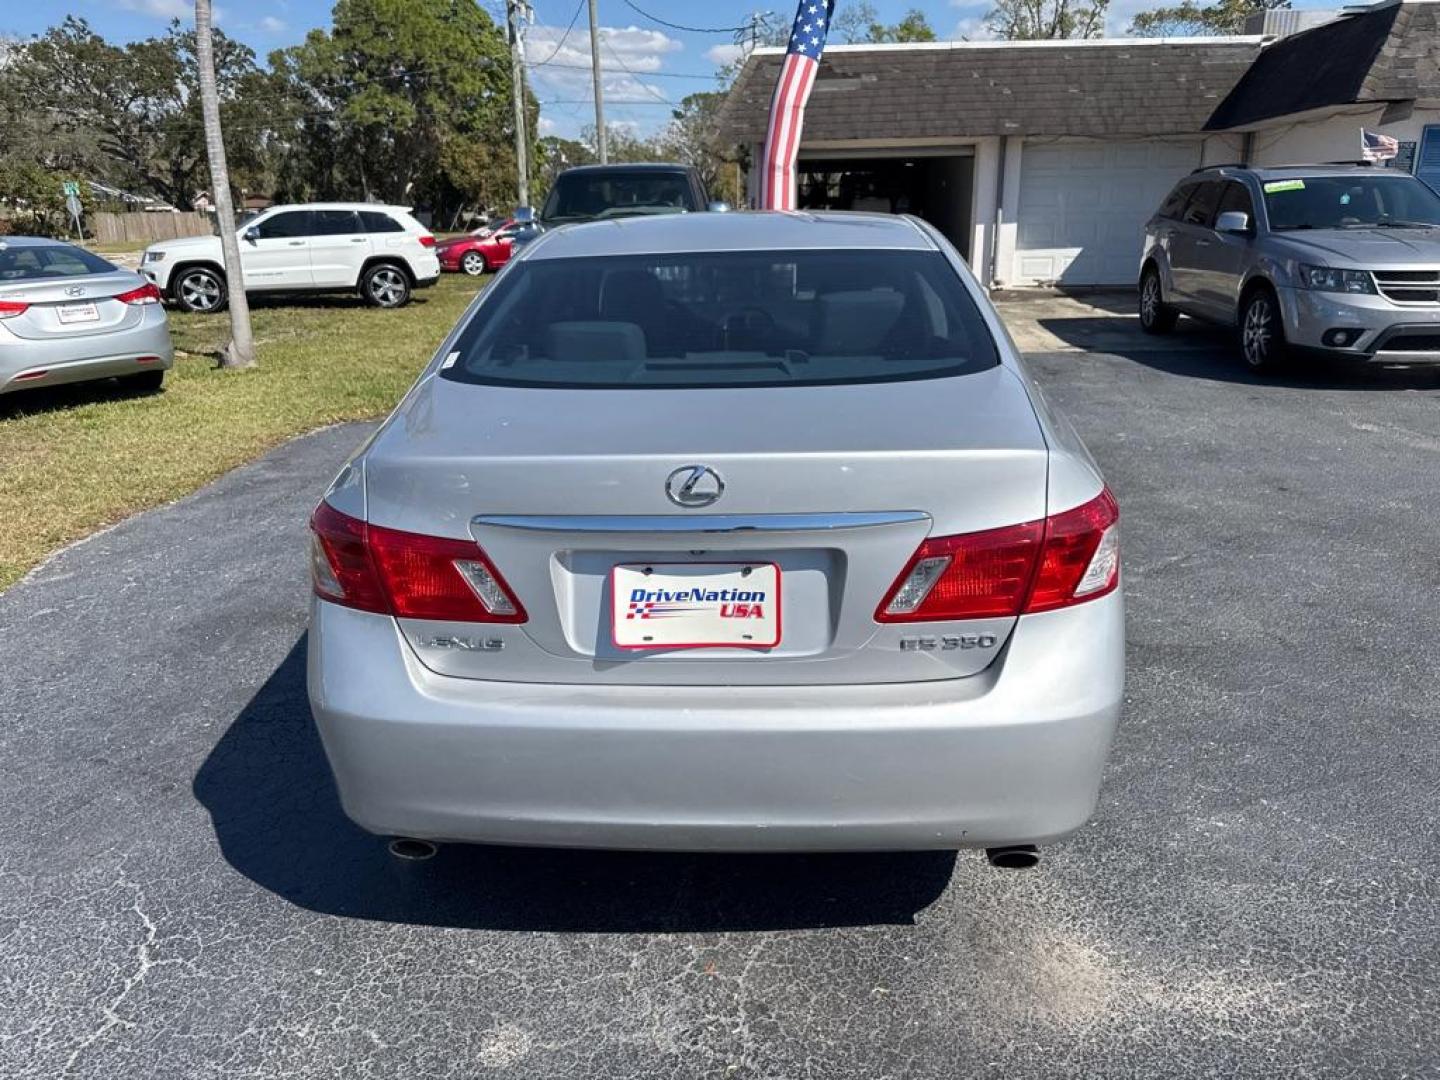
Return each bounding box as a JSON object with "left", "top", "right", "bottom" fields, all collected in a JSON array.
[
  {"left": 125, "top": 369, "right": 165, "bottom": 393},
  {"left": 174, "top": 266, "right": 227, "bottom": 314},
  {"left": 1239, "top": 287, "right": 1289, "bottom": 373},
  {"left": 1138, "top": 267, "right": 1178, "bottom": 334},
  {"left": 460, "top": 251, "right": 488, "bottom": 276},
  {"left": 362, "top": 263, "right": 411, "bottom": 308}
]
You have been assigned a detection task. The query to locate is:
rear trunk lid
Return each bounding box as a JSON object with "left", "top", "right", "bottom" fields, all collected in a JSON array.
[
  {"left": 0, "top": 271, "right": 151, "bottom": 341},
  {"left": 364, "top": 368, "right": 1048, "bottom": 685}
]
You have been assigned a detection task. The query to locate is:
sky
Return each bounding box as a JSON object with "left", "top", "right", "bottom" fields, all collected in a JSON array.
[{"left": 9, "top": 0, "right": 1343, "bottom": 139}]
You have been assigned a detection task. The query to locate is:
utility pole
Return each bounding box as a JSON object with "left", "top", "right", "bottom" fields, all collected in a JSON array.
[
  {"left": 506, "top": 0, "right": 531, "bottom": 207},
  {"left": 195, "top": 0, "right": 255, "bottom": 369},
  {"left": 587, "top": 0, "right": 607, "bottom": 163}
]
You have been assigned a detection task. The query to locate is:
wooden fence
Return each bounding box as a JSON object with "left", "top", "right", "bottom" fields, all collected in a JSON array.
[{"left": 91, "top": 211, "right": 212, "bottom": 247}]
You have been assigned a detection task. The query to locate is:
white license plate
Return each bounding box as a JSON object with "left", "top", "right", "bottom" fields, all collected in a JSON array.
[
  {"left": 57, "top": 302, "right": 100, "bottom": 324},
  {"left": 612, "top": 562, "right": 781, "bottom": 650}
]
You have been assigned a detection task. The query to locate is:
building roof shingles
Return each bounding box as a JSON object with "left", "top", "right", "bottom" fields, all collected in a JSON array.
[
  {"left": 717, "top": 1, "right": 1440, "bottom": 145},
  {"left": 717, "top": 41, "right": 1262, "bottom": 144}
]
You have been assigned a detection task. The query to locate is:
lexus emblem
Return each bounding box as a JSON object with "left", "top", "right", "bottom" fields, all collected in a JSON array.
[
  {"left": 665, "top": 464, "right": 724, "bottom": 508},
  {"left": 64, "top": 286, "right": 86, "bottom": 297}
]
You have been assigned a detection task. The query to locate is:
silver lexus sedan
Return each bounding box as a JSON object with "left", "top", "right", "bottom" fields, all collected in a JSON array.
[
  {"left": 0, "top": 238, "right": 174, "bottom": 396},
  {"left": 308, "top": 212, "right": 1124, "bottom": 865}
]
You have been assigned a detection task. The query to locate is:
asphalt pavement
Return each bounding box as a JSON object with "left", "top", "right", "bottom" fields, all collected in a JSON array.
[{"left": 3, "top": 341, "right": 1439, "bottom": 1079}]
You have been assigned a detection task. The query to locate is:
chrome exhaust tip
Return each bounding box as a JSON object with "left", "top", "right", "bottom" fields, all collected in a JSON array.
[
  {"left": 387, "top": 837, "right": 439, "bottom": 861},
  {"left": 985, "top": 845, "right": 1040, "bottom": 869}
]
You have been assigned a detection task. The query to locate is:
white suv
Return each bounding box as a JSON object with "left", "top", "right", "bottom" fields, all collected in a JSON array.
[{"left": 140, "top": 203, "right": 442, "bottom": 313}]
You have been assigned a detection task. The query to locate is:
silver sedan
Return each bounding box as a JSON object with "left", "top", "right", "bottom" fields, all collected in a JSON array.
[
  {"left": 0, "top": 237, "right": 174, "bottom": 396},
  {"left": 307, "top": 212, "right": 1124, "bottom": 866}
]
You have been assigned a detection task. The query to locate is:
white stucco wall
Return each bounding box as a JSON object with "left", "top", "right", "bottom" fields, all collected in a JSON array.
[{"left": 1247, "top": 106, "right": 1440, "bottom": 166}]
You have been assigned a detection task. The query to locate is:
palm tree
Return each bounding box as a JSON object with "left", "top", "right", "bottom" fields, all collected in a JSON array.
[{"left": 195, "top": 0, "right": 255, "bottom": 368}]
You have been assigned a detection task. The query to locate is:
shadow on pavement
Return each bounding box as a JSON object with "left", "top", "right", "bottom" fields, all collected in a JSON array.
[
  {"left": 1110, "top": 343, "right": 1440, "bottom": 391},
  {"left": 193, "top": 636, "right": 957, "bottom": 933}
]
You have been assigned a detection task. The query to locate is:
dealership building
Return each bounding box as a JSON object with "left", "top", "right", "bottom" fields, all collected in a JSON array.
[{"left": 717, "top": 0, "right": 1440, "bottom": 286}]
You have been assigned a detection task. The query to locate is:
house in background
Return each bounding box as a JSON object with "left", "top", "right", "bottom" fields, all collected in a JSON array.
[{"left": 716, "top": 0, "right": 1440, "bottom": 287}]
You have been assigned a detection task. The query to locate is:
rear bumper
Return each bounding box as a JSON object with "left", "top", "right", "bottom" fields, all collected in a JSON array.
[
  {"left": 1278, "top": 286, "right": 1440, "bottom": 363},
  {"left": 0, "top": 314, "right": 174, "bottom": 394},
  {"left": 307, "top": 590, "right": 1125, "bottom": 852}
]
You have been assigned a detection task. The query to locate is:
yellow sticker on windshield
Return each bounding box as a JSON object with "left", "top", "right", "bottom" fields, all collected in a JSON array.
[{"left": 1264, "top": 179, "right": 1306, "bottom": 193}]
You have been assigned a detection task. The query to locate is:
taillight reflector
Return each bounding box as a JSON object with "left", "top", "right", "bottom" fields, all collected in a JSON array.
[
  {"left": 418, "top": 234, "right": 437, "bottom": 248},
  {"left": 309, "top": 501, "right": 526, "bottom": 622},
  {"left": 876, "top": 488, "right": 1119, "bottom": 622},
  {"left": 114, "top": 283, "right": 163, "bottom": 306},
  {"left": 0, "top": 300, "right": 29, "bottom": 319}
]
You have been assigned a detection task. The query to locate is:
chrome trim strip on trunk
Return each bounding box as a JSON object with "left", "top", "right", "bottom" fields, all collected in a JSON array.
[{"left": 473, "top": 512, "right": 932, "bottom": 534}]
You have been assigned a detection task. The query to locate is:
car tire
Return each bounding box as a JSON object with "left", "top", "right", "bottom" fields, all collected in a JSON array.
[
  {"left": 460, "top": 251, "right": 488, "bottom": 277},
  {"left": 173, "top": 266, "right": 227, "bottom": 314},
  {"left": 1239, "top": 286, "right": 1289, "bottom": 373},
  {"left": 361, "top": 263, "right": 412, "bottom": 308},
  {"left": 1138, "top": 267, "right": 1178, "bottom": 334},
  {"left": 125, "top": 369, "right": 165, "bottom": 393}
]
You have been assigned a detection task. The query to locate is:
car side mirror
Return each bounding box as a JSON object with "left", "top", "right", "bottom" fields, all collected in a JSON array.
[
  {"left": 243, "top": 226, "right": 260, "bottom": 242},
  {"left": 706, "top": 201, "right": 731, "bottom": 213},
  {"left": 510, "top": 206, "right": 542, "bottom": 246},
  {"left": 1216, "top": 211, "right": 1251, "bottom": 235}
]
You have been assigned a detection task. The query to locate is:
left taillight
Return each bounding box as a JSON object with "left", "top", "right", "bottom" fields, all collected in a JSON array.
[
  {"left": 875, "top": 488, "right": 1120, "bottom": 622},
  {"left": 0, "top": 300, "right": 29, "bottom": 319},
  {"left": 114, "top": 283, "right": 163, "bottom": 306},
  {"left": 309, "top": 501, "right": 526, "bottom": 622},
  {"left": 418, "top": 234, "right": 437, "bottom": 248}
]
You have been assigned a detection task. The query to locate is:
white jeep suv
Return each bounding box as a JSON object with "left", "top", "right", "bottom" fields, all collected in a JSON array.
[{"left": 140, "top": 203, "right": 441, "bottom": 313}]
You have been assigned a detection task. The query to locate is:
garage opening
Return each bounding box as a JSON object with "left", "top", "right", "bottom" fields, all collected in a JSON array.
[{"left": 795, "top": 153, "right": 974, "bottom": 260}]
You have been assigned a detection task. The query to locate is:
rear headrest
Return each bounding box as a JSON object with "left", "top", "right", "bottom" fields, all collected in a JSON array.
[
  {"left": 544, "top": 321, "right": 647, "bottom": 364},
  {"left": 813, "top": 290, "right": 907, "bottom": 354}
]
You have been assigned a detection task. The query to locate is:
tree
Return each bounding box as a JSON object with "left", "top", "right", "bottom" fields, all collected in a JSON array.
[
  {"left": 196, "top": 0, "right": 255, "bottom": 369},
  {"left": 984, "top": 0, "right": 1109, "bottom": 39},
  {"left": 4, "top": 17, "right": 276, "bottom": 209},
  {"left": 270, "top": 0, "right": 536, "bottom": 220},
  {"left": 659, "top": 92, "right": 744, "bottom": 206},
  {"left": 1129, "top": 0, "right": 1288, "bottom": 35},
  {"left": 833, "top": 3, "right": 938, "bottom": 43}
]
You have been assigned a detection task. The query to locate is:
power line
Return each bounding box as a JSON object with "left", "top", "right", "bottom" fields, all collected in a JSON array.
[
  {"left": 527, "top": 0, "right": 584, "bottom": 67},
  {"left": 600, "top": 33, "right": 676, "bottom": 107},
  {"left": 619, "top": 1, "right": 749, "bottom": 35},
  {"left": 526, "top": 59, "right": 717, "bottom": 79}
]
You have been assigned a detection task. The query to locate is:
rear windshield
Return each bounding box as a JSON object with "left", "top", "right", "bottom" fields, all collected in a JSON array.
[
  {"left": 542, "top": 171, "right": 696, "bottom": 223},
  {"left": 1263, "top": 174, "right": 1440, "bottom": 230},
  {"left": 0, "top": 244, "right": 116, "bottom": 281},
  {"left": 441, "top": 249, "right": 999, "bottom": 389}
]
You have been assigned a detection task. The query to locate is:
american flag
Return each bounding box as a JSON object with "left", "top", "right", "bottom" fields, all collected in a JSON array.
[
  {"left": 758, "top": 1, "right": 836, "bottom": 210},
  {"left": 1362, "top": 129, "right": 1400, "bottom": 163}
]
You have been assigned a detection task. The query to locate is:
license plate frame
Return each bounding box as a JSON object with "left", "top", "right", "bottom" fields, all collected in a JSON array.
[
  {"left": 611, "top": 561, "right": 782, "bottom": 651},
  {"left": 56, "top": 302, "right": 100, "bottom": 325}
]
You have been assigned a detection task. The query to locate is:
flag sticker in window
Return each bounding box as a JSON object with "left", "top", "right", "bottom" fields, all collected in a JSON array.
[{"left": 1264, "top": 180, "right": 1306, "bottom": 194}]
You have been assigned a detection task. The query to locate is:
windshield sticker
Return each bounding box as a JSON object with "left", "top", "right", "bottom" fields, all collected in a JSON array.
[{"left": 1264, "top": 179, "right": 1306, "bottom": 194}]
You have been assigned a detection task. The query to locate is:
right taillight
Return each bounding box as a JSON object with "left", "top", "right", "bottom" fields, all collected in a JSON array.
[
  {"left": 876, "top": 488, "right": 1119, "bottom": 622},
  {"left": 309, "top": 501, "right": 526, "bottom": 623},
  {"left": 1024, "top": 488, "right": 1120, "bottom": 613}
]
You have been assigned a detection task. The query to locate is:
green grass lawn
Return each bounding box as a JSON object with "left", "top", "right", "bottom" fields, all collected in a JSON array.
[{"left": 0, "top": 273, "right": 485, "bottom": 590}]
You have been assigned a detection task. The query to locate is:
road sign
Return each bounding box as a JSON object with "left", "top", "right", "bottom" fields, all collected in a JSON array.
[{"left": 62, "top": 181, "right": 80, "bottom": 197}]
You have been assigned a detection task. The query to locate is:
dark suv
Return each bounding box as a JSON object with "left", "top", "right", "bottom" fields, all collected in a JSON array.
[
  {"left": 539, "top": 163, "right": 711, "bottom": 227},
  {"left": 1138, "top": 164, "right": 1440, "bottom": 371}
]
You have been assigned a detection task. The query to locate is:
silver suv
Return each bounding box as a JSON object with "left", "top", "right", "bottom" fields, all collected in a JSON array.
[{"left": 1138, "top": 165, "right": 1440, "bottom": 371}]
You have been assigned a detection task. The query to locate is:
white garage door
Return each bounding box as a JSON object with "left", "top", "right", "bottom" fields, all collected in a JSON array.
[{"left": 1015, "top": 141, "right": 1200, "bottom": 286}]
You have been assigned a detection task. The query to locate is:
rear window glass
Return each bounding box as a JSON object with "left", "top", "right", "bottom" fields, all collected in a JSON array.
[
  {"left": 0, "top": 244, "right": 115, "bottom": 281},
  {"left": 359, "top": 210, "right": 404, "bottom": 233},
  {"left": 441, "top": 249, "right": 999, "bottom": 389},
  {"left": 542, "top": 171, "right": 696, "bottom": 222}
]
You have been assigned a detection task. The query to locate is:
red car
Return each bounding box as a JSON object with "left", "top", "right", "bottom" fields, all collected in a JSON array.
[{"left": 436, "top": 221, "right": 517, "bottom": 276}]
